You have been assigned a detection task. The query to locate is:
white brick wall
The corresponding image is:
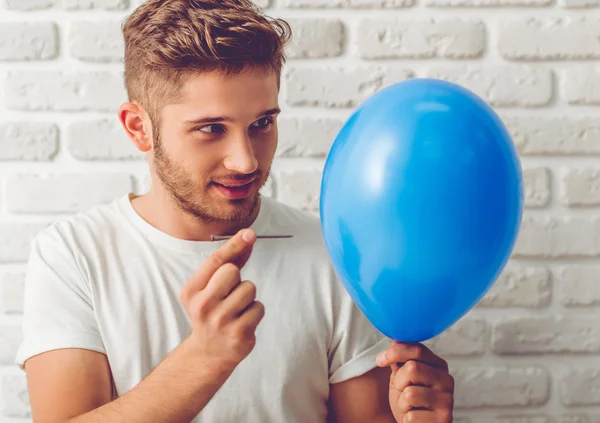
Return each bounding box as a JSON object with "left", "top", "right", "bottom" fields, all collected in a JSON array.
[
  {"left": 1, "top": 0, "right": 600, "bottom": 421},
  {"left": 498, "top": 18, "right": 600, "bottom": 60},
  {"left": 68, "top": 21, "right": 124, "bottom": 62},
  {"left": 356, "top": 19, "right": 485, "bottom": 59}
]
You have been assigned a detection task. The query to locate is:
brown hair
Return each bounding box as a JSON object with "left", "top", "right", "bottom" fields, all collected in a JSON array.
[{"left": 122, "top": 0, "right": 292, "bottom": 122}]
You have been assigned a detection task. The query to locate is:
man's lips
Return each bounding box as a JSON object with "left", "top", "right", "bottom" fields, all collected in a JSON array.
[
  {"left": 212, "top": 179, "right": 255, "bottom": 200},
  {"left": 210, "top": 176, "right": 257, "bottom": 200},
  {"left": 212, "top": 177, "right": 256, "bottom": 188}
]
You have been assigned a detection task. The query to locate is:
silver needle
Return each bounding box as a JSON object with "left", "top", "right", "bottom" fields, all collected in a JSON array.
[{"left": 210, "top": 234, "right": 294, "bottom": 241}]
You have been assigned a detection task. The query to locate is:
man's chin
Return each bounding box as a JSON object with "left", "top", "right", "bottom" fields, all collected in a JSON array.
[{"left": 200, "top": 192, "right": 261, "bottom": 222}]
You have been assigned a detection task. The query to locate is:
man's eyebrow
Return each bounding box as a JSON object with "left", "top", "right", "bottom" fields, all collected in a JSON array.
[
  {"left": 257, "top": 107, "right": 281, "bottom": 118},
  {"left": 184, "top": 107, "right": 281, "bottom": 126}
]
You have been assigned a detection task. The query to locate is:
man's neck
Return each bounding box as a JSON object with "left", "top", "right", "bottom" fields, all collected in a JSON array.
[{"left": 130, "top": 187, "right": 260, "bottom": 242}]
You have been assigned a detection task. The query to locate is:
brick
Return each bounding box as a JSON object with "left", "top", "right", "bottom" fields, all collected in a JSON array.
[
  {"left": 561, "top": 168, "right": 600, "bottom": 206},
  {"left": 425, "top": 317, "right": 486, "bottom": 357},
  {"left": 285, "top": 67, "right": 413, "bottom": 108},
  {"left": 557, "top": 265, "right": 600, "bottom": 307},
  {"left": 524, "top": 168, "right": 551, "bottom": 208},
  {"left": 513, "top": 216, "right": 600, "bottom": 258},
  {"left": 69, "top": 21, "right": 123, "bottom": 62},
  {"left": 276, "top": 117, "right": 343, "bottom": 157},
  {"left": 499, "top": 18, "right": 600, "bottom": 60},
  {"left": 64, "top": 0, "right": 129, "bottom": 8},
  {"left": 453, "top": 366, "right": 549, "bottom": 408},
  {"left": 0, "top": 22, "right": 58, "bottom": 61},
  {"left": 0, "top": 373, "right": 30, "bottom": 417},
  {"left": 68, "top": 119, "right": 143, "bottom": 161},
  {"left": 478, "top": 265, "right": 551, "bottom": 308},
  {"left": 495, "top": 418, "right": 551, "bottom": 423},
  {"left": 283, "top": 0, "right": 413, "bottom": 7},
  {"left": 6, "top": 173, "right": 134, "bottom": 214},
  {"left": 0, "top": 122, "right": 58, "bottom": 161},
  {"left": 0, "top": 325, "right": 22, "bottom": 365},
  {"left": 562, "top": 368, "right": 600, "bottom": 406},
  {"left": 0, "top": 223, "right": 48, "bottom": 263},
  {"left": 492, "top": 316, "right": 600, "bottom": 354},
  {"left": 561, "top": 417, "right": 600, "bottom": 423},
  {"left": 561, "top": 0, "right": 600, "bottom": 7},
  {"left": 503, "top": 116, "right": 600, "bottom": 155},
  {"left": 4, "top": 0, "right": 57, "bottom": 8},
  {"left": 4, "top": 71, "right": 126, "bottom": 112},
  {"left": 357, "top": 19, "right": 484, "bottom": 59},
  {"left": 0, "top": 273, "right": 25, "bottom": 315},
  {"left": 428, "top": 0, "right": 549, "bottom": 5},
  {"left": 425, "top": 66, "right": 552, "bottom": 107},
  {"left": 5, "top": 0, "right": 128, "bottom": 8},
  {"left": 287, "top": 20, "right": 344, "bottom": 59},
  {"left": 277, "top": 170, "right": 322, "bottom": 211},
  {"left": 563, "top": 69, "right": 600, "bottom": 105}
]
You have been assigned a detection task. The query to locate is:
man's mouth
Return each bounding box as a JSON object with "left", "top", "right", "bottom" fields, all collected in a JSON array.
[
  {"left": 212, "top": 177, "right": 256, "bottom": 199},
  {"left": 214, "top": 180, "right": 254, "bottom": 188}
]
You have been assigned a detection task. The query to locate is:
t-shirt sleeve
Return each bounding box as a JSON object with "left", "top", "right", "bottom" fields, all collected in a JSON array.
[
  {"left": 327, "top": 282, "right": 390, "bottom": 384},
  {"left": 15, "top": 225, "right": 105, "bottom": 370}
]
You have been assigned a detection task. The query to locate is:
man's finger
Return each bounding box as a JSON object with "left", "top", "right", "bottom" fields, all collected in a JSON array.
[
  {"left": 376, "top": 342, "right": 449, "bottom": 371},
  {"left": 219, "top": 280, "right": 257, "bottom": 318},
  {"left": 238, "top": 300, "right": 266, "bottom": 333},
  {"left": 181, "top": 229, "right": 256, "bottom": 300},
  {"left": 401, "top": 409, "right": 453, "bottom": 423},
  {"left": 391, "top": 360, "right": 454, "bottom": 393},
  {"left": 205, "top": 263, "right": 242, "bottom": 299},
  {"left": 396, "top": 386, "right": 453, "bottom": 414}
]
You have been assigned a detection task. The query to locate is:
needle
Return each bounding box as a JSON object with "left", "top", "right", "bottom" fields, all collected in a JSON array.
[{"left": 210, "top": 234, "right": 294, "bottom": 241}]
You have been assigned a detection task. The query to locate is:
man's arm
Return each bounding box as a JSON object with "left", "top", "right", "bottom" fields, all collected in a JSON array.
[
  {"left": 23, "top": 229, "right": 262, "bottom": 423},
  {"left": 25, "top": 338, "right": 230, "bottom": 423},
  {"left": 25, "top": 349, "right": 112, "bottom": 422},
  {"left": 328, "top": 366, "right": 396, "bottom": 423}
]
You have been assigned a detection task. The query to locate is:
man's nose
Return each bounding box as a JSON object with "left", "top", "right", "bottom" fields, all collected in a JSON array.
[{"left": 223, "top": 133, "right": 259, "bottom": 175}]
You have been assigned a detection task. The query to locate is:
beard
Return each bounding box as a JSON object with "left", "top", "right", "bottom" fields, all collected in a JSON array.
[{"left": 152, "top": 129, "right": 268, "bottom": 224}]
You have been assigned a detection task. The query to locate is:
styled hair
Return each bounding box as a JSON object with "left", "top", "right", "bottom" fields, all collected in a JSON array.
[{"left": 122, "top": 0, "right": 292, "bottom": 121}]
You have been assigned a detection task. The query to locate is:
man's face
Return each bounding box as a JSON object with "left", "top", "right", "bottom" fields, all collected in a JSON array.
[{"left": 150, "top": 68, "right": 280, "bottom": 223}]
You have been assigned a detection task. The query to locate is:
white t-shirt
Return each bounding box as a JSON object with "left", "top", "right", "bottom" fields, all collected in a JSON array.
[{"left": 16, "top": 194, "right": 388, "bottom": 423}]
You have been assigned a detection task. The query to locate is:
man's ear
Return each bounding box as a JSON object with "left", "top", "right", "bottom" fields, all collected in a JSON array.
[{"left": 118, "top": 102, "right": 153, "bottom": 153}]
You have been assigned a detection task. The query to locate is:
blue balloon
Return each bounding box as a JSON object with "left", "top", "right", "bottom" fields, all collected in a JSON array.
[{"left": 319, "top": 78, "right": 524, "bottom": 343}]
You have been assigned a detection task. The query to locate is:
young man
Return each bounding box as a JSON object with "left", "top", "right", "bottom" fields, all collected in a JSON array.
[{"left": 15, "top": 1, "right": 454, "bottom": 422}]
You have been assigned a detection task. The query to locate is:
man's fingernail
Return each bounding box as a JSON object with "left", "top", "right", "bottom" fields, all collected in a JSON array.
[
  {"left": 376, "top": 352, "right": 386, "bottom": 366},
  {"left": 242, "top": 229, "right": 255, "bottom": 243}
]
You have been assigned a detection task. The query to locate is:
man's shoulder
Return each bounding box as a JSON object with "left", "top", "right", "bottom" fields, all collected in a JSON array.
[{"left": 32, "top": 195, "right": 127, "bottom": 250}]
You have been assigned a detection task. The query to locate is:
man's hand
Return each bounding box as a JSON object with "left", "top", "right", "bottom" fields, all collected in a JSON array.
[
  {"left": 376, "top": 342, "right": 454, "bottom": 423},
  {"left": 179, "top": 228, "right": 265, "bottom": 376}
]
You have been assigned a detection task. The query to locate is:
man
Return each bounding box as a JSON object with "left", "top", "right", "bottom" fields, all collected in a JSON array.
[{"left": 15, "top": 1, "right": 455, "bottom": 422}]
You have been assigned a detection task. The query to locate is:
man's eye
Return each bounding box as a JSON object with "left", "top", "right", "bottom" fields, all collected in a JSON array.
[
  {"left": 198, "top": 124, "right": 225, "bottom": 134},
  {"left": 251, "top": 116, "right": 274, "bottom": 129}
]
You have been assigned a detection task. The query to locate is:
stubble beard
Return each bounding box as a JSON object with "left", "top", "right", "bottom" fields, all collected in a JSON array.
[{"left": 152, "top": 129, "right": 267, "bottom": 224}]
